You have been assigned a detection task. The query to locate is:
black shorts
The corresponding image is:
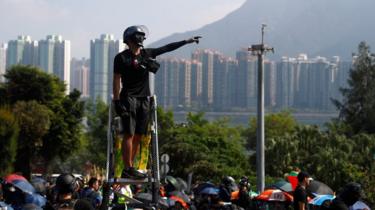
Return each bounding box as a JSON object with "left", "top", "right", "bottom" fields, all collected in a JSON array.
[{"left": 119, "top": 96, "right": 150, "bottom": 135}]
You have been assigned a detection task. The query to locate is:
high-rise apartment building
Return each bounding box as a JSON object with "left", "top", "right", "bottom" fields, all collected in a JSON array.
[
  {"left": 6, "top": 35, "right": 38, "bottom": 68},
  {"left": 192, "top": 49, "right": 214, "bottom": 108},
  {"left": 236, "top": 50, "right": 257, "bottom": 109},
  {"left": 264, "top": 60, "right": 276, "bottom": 108},
  {"left": 307, "top": 56, "right": 336, "bottom": 110},
  {"left": 190, "top": 60, "right": 203, "bottom": 108},
  {"left": 71, "top": 58, "right": 90, "bottom": 97},
  {"left": 294, "top": 54, "right": 311, "bottom": 109},
  {"left": 90, "top": 34, "right": 124, "bottom": 103},
  {"left": 0, "top": 43, "right": 7, "bottom": 83},
  {"left": 213, "top": 56, "right": 238, "bottom": 110},
  {"left": 38, "top": 35, "right": 71, "bottom": 91},
  {"left": 178, "top": 59, "right": 192, "bottom": 108},
  {"left": 276, "top": 57, "right": 297, "bottom": 109},
  {"left": 334, "top": 60, "right": 352, "bottom": 103},
  {"left": 156, "top": 58, "right": 180, "bottom": 108}
]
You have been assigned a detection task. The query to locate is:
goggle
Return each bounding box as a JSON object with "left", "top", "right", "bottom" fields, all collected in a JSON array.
[{"left": 134, "top": 33, "right": 146, "bottom": 42}]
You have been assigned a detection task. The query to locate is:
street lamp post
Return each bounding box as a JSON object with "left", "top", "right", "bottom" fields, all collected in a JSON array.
[{"left": 248, "top": 24, "right": 274, "bottom": 193}]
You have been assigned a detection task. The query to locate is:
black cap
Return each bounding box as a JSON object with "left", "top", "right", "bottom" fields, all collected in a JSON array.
[{"left": 297, "top": 171, "right": 310, "bottom": 182}]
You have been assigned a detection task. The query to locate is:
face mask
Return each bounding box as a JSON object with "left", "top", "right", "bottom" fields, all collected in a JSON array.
[{"left": 132, "top": 33, "right": 146, "bottom": 46}]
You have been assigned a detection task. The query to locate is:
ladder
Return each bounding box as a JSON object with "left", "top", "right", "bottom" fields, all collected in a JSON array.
[{"left": 105, "top": 95, "right": 161, "bottom": 209}]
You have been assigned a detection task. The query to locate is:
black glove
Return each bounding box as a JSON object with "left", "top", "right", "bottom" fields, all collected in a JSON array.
[
  {"left": 186, "top": 36, "right": 202, "bottom": 44},
  {"left": 114, "top": 100, "right": 127, "bottom": 116}
]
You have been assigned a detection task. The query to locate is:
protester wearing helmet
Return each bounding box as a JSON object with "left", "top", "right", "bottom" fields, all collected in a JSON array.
[
  {"left": 219, "top": 176, "right": 237, "bottom": 202},
  {"left": 44, "top": 173, "right": 93, "bottom": 210},
  {"left": 330, "top": 182, "right": 364, "bottom": 210},
  {"left": 113, "top": 25, "right": 201, "bottom": 179},
  {"left": 232, "top": 176, "right": 252, "bottom": 209}
]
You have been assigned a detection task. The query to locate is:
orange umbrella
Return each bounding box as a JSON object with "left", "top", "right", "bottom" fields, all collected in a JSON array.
[{"left": 255, "top": 189, "right": 293, "bottom": 202}]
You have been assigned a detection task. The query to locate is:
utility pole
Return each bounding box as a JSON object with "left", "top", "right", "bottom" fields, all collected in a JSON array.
[{"left": 248, "top": 24, "right": 274, "bottom": 193}]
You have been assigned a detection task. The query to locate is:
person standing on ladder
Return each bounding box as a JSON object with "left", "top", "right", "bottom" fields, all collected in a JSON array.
[{"left": 113, "top": 25, "right": 201, "bottom": 179}]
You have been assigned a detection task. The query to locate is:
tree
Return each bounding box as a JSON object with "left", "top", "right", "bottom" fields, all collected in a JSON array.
[
  {"left": 333, "top": 41, "right": 375, "bottom": 134},
  {"left": 3, "top": 65, "right": 65, "bottom": 105},
  {"left": 0, "top": 107, "right": 18, "bottom": 176},
  {"left": 244, "top": 111, "right": 297, "bottom": 150},
  {"left": 160, "top": 112, "right": 250, "bottom": 182},
  {"left": 157, "top": 107, "right": 175, "bottom": 146},
  {"left": 85, "top": 99, "right": 109, "bottom": 168},
  {"left": 12, "top": 101, "right": 51, "bottom": 179},
  {"left": 41, "top": 89, "right": 85, "bottom": 171},
  {"left": 2, "top": 65, "right": 85, "bottom": 174}
]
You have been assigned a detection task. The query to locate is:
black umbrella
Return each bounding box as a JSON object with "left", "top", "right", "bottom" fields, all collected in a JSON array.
[
  {"left": 307, "top": 180, "right": 334, "bottom": 195},
  {"left": 268, "top": 180, "right": 293, "bottom": 192}
]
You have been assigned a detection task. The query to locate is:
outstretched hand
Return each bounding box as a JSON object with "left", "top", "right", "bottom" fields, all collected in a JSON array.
[{"left": 186, "top": 36, "right": 202, "bottom": 44}]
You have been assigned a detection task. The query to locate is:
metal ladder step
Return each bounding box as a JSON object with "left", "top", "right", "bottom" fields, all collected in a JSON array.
[{"left": 108, "top": 177, "right": 156, "bottom": 184}]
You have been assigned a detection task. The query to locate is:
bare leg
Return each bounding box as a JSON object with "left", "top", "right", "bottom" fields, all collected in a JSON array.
[
  {"left": 131, "top": 134, "right": 143, "bottom": 165},
  {"left": 122, "top": 134, "right": 134, "bottom": 168}
]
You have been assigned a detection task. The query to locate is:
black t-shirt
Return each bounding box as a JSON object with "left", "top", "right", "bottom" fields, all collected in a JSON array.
[
  {"left": 114, "top": 40, "right": 187, "bottom": 97},
  {"left": 293, "top": 185, "right": 308, "bottom": 210}
]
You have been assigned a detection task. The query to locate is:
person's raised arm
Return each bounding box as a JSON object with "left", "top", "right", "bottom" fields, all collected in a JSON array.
[{"left": 149, "top": 36, "right": 201, "bottom": 58}]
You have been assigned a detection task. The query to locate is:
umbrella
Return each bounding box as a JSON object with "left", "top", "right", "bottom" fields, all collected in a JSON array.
[
  {"left": 10, "top": 180, "right": 36, "bottom": 195},
  {"left": 25, "top": 193, "right": 47, "bottom": 207},
  {"left": 351, "top": 201, "right": 371, "bottom": 210},
  {"left": 4, "top": 174, "right": 27, "bottom": 183},
  {"left": 309, "top": 194, "right": 335, "bottom": 206},
  {"left": 4, "top": 174, "right": 36, "bottom": 195},
  {"left": 176, "top": 178, "right": 188, "bottom": 192},
  {"left": 193, "top": 182, "right": 216, "bottom": 194},
  {"left": 31, "top": 178, "right": 47, "bottom": 195},
  {"left": 199, "top": 187, "right": 220, "bottom": 195},
  {"left": 269, "top": 180, "right": 293, "bottom": 192},
  {"left": 308, "top": 180, "right": 334, "bottom": 195},
  {"left": 255, "top": 189, "right": 293, "bottom": 202}
]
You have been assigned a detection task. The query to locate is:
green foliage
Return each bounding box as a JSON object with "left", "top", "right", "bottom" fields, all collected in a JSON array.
[
  {"left": 51, "top": 99, "right": 110, "bottom": 173},
  {"left": 42, "top": 89, "right": 85, "bottom": 165},
  {"left": 157, "top": 107, "right": 175, "bottom": 146},
  {"left": 12, "top": 101, "right": 51, "bottom": 178},
  {"left": 3, "top": 65, "right": 65, "bottom": 105},
  {"left": 159, "top": 111, "right": 250, "bottom": 183},
  {"left": 244, "top": 111, "right": 297, "bottom": 150},
  {"left": 333, "top": 41, "right": 375, "bottom": 134},
  {"left": 84, "top": 99, "right": 109, "bottom": 168},
  {"left": 2, "top": 65, "right": 85, "bottom": 175},
  {"left": 330, "top": 42, "right": 375, "bottom": 206},
  {"left": 263, "top": 123, "right": 375, "bottom": 205},
  {"left": 0, "top": 107, "right": 18, "bottom": 176}
]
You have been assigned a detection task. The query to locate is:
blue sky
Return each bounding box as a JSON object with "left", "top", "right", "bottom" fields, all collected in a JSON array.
[{"left": 0, "top": 0, "right": 245, "bottom": 58}]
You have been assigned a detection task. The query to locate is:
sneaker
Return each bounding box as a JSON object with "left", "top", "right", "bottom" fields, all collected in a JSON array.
[{"left": 121, "top": 167, "right": 147, "bottom": 179}]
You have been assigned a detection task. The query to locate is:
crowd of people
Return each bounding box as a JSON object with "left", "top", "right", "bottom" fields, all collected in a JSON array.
[
  {"left": 0, "top": 173, "right": 105, "bottom": 210},
  {"left": 0, "top": 171, "right": 371, "bottom": 210}
]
